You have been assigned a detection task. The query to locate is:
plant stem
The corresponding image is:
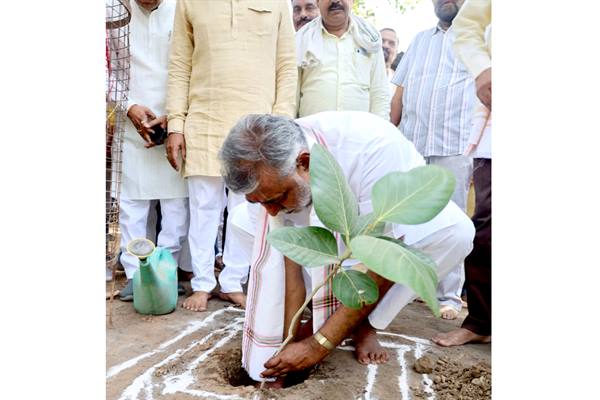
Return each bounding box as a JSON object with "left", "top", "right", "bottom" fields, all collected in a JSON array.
[{"left": 260, "top": 249, "right": 352, "bottom": 388}]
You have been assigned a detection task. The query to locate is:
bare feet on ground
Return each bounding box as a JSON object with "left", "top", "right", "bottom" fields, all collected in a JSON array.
[
  {"left": 431, "top": 328, "right": 491, "bottom": 347},
  {"left": 439, "top": 305, "right": 459, "bottom": 320},
  {"left": 218, "top": 291, "right": 247, "bottom": 309},
  {"left": 353, "top": 322, "right": 389, "bottom": 365},
  {"left": 182, "top": 291, "right": 212, "bottom": 311}
]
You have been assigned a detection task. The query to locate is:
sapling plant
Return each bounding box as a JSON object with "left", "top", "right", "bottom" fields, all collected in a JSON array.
[{"left": 265, "top": 143, "right": 456, "bottom": 370}]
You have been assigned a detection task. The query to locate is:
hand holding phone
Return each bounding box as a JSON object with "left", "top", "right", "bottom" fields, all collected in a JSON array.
[{"left": 143, "top": 116, "right": 168, "bottom": 146}]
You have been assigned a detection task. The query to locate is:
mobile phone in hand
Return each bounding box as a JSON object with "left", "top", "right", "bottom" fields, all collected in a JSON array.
[{"left": 148, "top": 124, "right": 168, "bottom": 145}]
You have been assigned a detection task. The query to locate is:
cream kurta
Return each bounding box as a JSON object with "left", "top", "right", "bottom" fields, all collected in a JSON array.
[
  {"left": 121, "top": 0, "right": 188, "bottom": 200},
  {"left": 166, "top": 0, "right": 297, "bottom": 177},
  {"left": 297, "top": 19, "right": 390, "bottom": 119}
]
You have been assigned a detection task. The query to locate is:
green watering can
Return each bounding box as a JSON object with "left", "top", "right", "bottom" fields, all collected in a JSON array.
[{"left": 127, "top": 238, "right": 178, "bottom": 315}]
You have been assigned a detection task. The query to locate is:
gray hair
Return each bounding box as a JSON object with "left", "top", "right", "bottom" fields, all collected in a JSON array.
[{"left": 219, "top": 114, "right": 309, "bottom": 194}]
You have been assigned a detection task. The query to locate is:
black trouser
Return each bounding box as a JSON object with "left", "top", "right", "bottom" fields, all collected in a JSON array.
[{"left": 461, "top": 158, "right": 491, "bottom": 336}]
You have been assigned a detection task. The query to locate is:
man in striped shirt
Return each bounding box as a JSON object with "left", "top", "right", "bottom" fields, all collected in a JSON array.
[{"left": 390, "top": 0, "right": 475, "bottom": 320}]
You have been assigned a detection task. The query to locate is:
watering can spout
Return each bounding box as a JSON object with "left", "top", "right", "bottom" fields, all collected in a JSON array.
[{"left": 139, "top": 257, "right": 157, "bottom": 285}]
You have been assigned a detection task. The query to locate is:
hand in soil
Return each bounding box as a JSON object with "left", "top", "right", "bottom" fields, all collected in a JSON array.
[
  {"left": 182, "top": 291, "right": 212, "bottom": 312},
  {"left": 217, "top": 291, "right": 247, "bottom": 309},
  {"left": 353, "top": 322, "right": 389, "bottom": 365},
  {"left": 261, "top": 336, "right": 329, "bottom": 378},
  {"left": 431, "top": 327, "right": 491, "bottom": 347}
]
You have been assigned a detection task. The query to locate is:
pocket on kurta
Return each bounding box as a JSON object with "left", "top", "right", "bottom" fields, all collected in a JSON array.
[
  {"left": 353, "top": 49, "right": 372, "bottom": 89},
  {"left": 247, "top": 6, "right": 275, "bottom": 36}
]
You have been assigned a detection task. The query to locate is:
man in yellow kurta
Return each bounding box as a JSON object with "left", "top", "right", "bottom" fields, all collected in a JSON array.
[
  {"left": 295, "top": 0, "right": 390, "bottom": 119},
  {"left": 165, "top": 0, "right": 297, "bottom": 312}
]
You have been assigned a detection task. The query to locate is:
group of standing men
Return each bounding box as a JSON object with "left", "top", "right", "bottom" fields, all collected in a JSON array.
[{"left": 114, "top": 0, "right": 492, "bottom": 384}]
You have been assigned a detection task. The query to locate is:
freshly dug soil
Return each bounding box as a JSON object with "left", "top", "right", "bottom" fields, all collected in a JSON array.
[{"left": 412, "top": 355, "right": 491, "bottom": 400}]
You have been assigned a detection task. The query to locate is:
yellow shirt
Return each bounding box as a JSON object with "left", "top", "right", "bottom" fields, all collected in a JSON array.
[
  {"left": 452, "top": 0, "right": 492, "bottom": 79},
  {"left": 166, "top": 0, "right": 297, "bottom": 177},
  {"left": 297, "top": 21, "right": 390, "bottom": 119}
]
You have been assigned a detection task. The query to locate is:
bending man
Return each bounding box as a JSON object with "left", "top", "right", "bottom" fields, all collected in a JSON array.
[{"left": 219, "top": 111, "right": 475, "bottom": 383}]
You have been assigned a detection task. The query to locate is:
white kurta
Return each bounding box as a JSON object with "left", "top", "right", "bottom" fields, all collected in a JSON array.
[{"left": 121, "top": 0, "right": 187, "bottom": 200}]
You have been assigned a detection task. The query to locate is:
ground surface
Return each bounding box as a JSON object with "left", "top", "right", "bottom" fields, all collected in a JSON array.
[{"left": 107, "top": 277, "right": 490, "bottom": 400}]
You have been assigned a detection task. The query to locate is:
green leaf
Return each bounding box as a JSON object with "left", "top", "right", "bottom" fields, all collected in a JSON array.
[
  {"left": 332, "top": 269, "right": 379, "bottom": 309},
  {"left": 267, "top": 226, "right": 339, "bottom": 267},
  {"left": 310, "top": 143, "right": 358, "bottom": 237},
  {"left": 350, "top": 235, "right": 440, "bottom": 317},
  {"left": 376, "top": 236, "right": 438, "bottom": 268},
  {"left": 350, "top": 212, "right": 386, "bottom": 238},
  {"left": 372, "top": 165, "right": 455, "bottom": 225}
]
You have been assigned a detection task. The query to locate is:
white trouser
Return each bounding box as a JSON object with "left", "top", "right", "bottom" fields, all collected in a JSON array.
[
  {"left": 223, "top": 202, "right": 260, "bottom": 281},
  {"left": 119, "top": 197, "right": 189, "bottom": 280},
  {"left": 368, "top": 215, "right": 474, "bottom": 329},
  {"left": 426, "top": 155, "right": 473, "bottom": 311},
  {"left": 220, "top": 192, "right": 254, "bottom": 293},
  {"left": 188, "top": 177, "right": 251, "bottom": 293},
  {"left": 146, "top": 200, "right": 193, "bottom": 273}
]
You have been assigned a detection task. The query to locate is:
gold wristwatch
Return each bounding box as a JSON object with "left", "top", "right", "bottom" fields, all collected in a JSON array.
[{"left": 313, "top": 331, "right": 335, "bottom": 351}]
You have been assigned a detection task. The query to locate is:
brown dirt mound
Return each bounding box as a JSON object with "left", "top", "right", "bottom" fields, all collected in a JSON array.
[{"left": 412, "top": 355, "right": 491, "bottom": 400}]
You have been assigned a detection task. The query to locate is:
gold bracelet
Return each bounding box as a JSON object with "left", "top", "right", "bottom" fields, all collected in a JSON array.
[{"left": 313, "top": 331, "right": 335, "bottom": 351}]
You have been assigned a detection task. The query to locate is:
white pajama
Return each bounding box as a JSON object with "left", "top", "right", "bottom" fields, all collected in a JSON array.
[
  {"left": 220, "top": 192, "right": 255, "bottom": 293},
  {"left": 119, "top": 197, "right": 189, "bottom": 279},
  {"left": 368, "top": 215, "right": 474, "bottom": 329},
  {"left": 425, "top": 155, "right": 473, "bottom": 311},
  {"left": 187, "top": 177, "right": 251, "bottom": 293}
]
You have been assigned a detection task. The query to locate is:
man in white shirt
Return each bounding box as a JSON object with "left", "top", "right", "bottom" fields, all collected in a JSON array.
[
  {"left": 118, "top": 0, "right": 190, "bottom": 301},
  {"left": 295, "top": 0, "right": 390, "bottom": 119},
  {"left": 219, "top": 111, "right": 474, "bottom": 384}
]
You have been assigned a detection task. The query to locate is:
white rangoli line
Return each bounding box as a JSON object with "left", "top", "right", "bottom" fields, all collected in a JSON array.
[
  {"left": 414, "top": 343, "right": 436, "bottom": 400},
  {"left": 162, "top": 321, "right": 244, "bottom": 398},
  {"left": 114, "top": 322, "right": 436, "bottom": 400},
  {"left": 107, "top": 307, "right": 242, "bottom": 379},
  {"left": 338, "top": 342, "right": 412, "bottom": 352},
  {"left": 364, "top": 363, "right": 378, "bottom": 400},
  {"left": 117, "top": 318, "right": 243, "bottom": 400},
  {"left": 180, "top": 389, "right": 244, "bottom": 400},
  {"left": 396, "top": 348, "right": 410, "bottom": 400}
]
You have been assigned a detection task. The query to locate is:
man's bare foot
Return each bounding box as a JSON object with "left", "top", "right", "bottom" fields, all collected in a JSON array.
[
  {"left": 440, "top": 305, "right": 459, "bottom": 320},
  {"left": 353, "top": 322, "right": 389, "bottom": 365},
  {"left": 182, "top": 291, "right": 212, "bottom": 311},
  {"left": 431, "top": 328, "right": 491, "bottom": 347},
  {"left": 218, "top": 291, "right": 246, "bottom": 309}
]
